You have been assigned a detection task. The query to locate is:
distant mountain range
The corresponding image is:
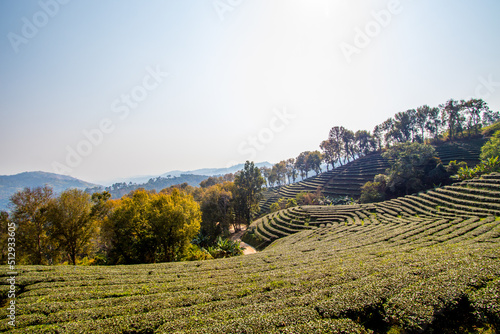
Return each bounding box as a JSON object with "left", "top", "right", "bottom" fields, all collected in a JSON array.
[
  {"left": 100, "top": 162, "right": 273, "bottom": 186},
  {"left": 0, "top": 171, "right": 98, "bottom": 212},
  {"left": 0, "top": 162, "right": 273, "bottom": 212}
]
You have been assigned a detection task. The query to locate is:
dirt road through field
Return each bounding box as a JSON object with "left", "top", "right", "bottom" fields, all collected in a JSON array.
[{"left": 229, "top": 227, "right": 257, "bottom": 255}]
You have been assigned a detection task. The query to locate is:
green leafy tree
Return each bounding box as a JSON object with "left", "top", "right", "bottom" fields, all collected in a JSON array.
[
  {"left": 480, "top": 130, "right": 500, "bottom": 161},
  {"left": 9, "top": 186, "right": 53, "bottom": 265},
  {"left": 234, "top": 161, "right": 265, "bottom": 226},
  {"left": 46, "top": 189, "right": 95, "bottom": 265},
  {"left": 382, "top": 142, "right": 440, "bottom": 195},
  {"left": 200, "top": 182, "right": 234, "bottom": 244},
  {"left": 360, "top": 174, "right": 387, "bottom": 203}
]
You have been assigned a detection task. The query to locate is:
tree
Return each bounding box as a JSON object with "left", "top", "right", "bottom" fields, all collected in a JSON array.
[
  {"left": 355, "top": 130, "right": 373, "bottom": 156},
  {"left": 328, "top": 126, "right": 346, "bottom": 165},
  {"left": 425, "top": 106, "right": 442, "bottom": 140},
  {"left": 382, "top": 142, "right": 440, "bottom": 196},
  {"left": 259, "top": 166, "right": 272, "bottom": 188},
  {"left": 286, "top": 158, "right": 298, "bottom": 183},
  {"left": 320, "top": 139, "right": 337, "bottom": 170},
  {"left": 273, "top": 161, "right": 287, "bottom": 186},
  {"left": 295, "top": 152, "right": 310, "bottom": 179},
  {"left": 341, "top": 129, "right": 356, "bottom": 162},
  {"left": 106, "top": 188, "right": 201, "bottom": 264},
  {"left": 307, "top": 151, "right": 323, "bottom": 175},
  {"left": 372, "top": 125, "right": 383, "bottom": 150},
  {"left": 440, "top": 99, "right": 464, "bottom": 141},
  {"left": 0, "top": 211, "right": 9, "bottom": 264},
  {"left": 268, "top": 168, "right": 278, "bottom": 187},
  {"left": 381, "top": 118, "right": 395, "bottom": 147},
  {"left": 462, "top": 98, "right": 489, "bottom": 136},
  {"left": 105, "top": 189, "right": 155, "bottom": 264},
  {"left": 233, "top": 161, "right": 265, "bottom": 226},
  {"left": 46, "top": 189, "right": 94, "bottom": 265},
  {"left": 480, "top": 130, "right": 500, "bottom": 161},
  {"left": 360, "top": 174, "right": 387, "bottom": 203},
  {"left": 200, "top": 182, "right": 234, "bottom": 244},
  {"left": 389, "top": 110, "right": 414, "bottom": 143},
  {"left": 149, "top": 189, "right": 201, "bottom": 262},
  {"left": 415, "top": 105, "right": 431, "bottom": 142},
  {"left": 483, "top": 110, "right": 500, "bottom": 127},
  {"left": 9, "top": 186, "right": 53, "bottom": 265}
]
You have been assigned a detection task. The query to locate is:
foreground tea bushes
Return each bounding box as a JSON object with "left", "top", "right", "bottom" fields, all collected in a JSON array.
[{"left": 2, "top": 175, "right": 500, "bottom": 332}]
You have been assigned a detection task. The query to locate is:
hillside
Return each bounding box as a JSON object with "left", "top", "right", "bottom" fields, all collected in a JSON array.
[
  {"left": 2, "top": 173, "right": 500, "bottom": 333},
  {"left": 0, "top": 172, "right": 98, "bottom": 212},
  {"left": 260, "top": 138, "right": 486, "bottom": 212}
]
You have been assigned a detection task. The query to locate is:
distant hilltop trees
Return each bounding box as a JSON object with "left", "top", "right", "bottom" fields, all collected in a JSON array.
[{"left": 261, "top": 98, "right": 498, "bottom": 188}]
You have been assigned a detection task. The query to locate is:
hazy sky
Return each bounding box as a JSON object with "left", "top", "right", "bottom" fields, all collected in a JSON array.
[{"left": 1, "top": 0, "right": 500, "bottom": 184}]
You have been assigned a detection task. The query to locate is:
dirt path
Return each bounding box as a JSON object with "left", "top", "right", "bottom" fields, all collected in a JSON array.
[{"left": 229, "top": 227, "right": 257, "bottom": 255}]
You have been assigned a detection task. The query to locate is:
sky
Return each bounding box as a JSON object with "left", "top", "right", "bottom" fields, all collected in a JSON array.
[{"left": 1, "top": 0, "right": 500, "bottom": 184}]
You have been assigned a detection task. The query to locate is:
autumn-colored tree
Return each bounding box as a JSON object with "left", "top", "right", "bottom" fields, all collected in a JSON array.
[
  {"left": 9, "top": 186, "right": 53, "bottom": 264},
  {"left": 106, "top": 188, "right": 201, "bottom": 264},
  {"left": 0, "top": 211, "right": 9, "bottom": 263},
  {"left": 105, "top": 189, "right": 154, "bottom": 264},
  {"left": 149, "top": 189, "right": 201, "bottom": 262}
]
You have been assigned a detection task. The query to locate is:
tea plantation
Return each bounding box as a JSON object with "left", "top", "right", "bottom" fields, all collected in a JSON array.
[
  {"left": 259, "top": 138, "right": 486, "bottom": 212},
  {"left": 2, "top": 173, "right": 500, "bottom": 333}
]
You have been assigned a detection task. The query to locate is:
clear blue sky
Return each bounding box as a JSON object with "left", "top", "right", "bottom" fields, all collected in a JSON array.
[{"left": 1, "top": 0, "right": 500, "bottom": 183}]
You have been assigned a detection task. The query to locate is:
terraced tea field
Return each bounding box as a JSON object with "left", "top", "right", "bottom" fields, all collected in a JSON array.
[
  {"left": 259, "top": 138, "right": 486, "bottom": 212},
  {"left": 2, "top": 173, "right": 500, "bottom": 333}
]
